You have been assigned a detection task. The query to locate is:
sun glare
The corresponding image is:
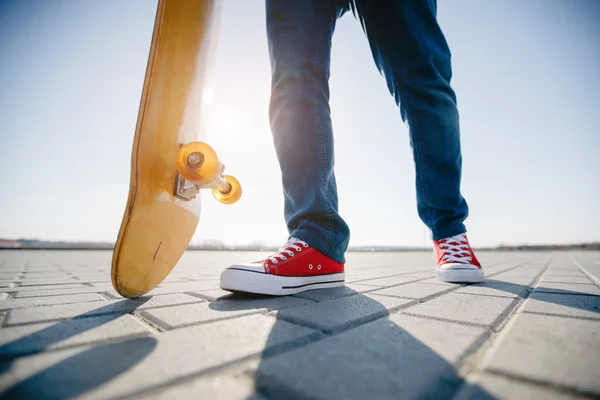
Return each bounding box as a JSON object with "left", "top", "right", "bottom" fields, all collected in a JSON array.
[{"left": 202, "top": 87, "right": 214, "bottom": 106}]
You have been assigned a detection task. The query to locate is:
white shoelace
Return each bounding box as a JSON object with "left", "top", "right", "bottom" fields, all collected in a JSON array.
[
  {"left": 438, "top": 234, "right": 472, "bottom": 263},
  {"left": 267, "top": 237, "right": 309, "bottom": 264}
]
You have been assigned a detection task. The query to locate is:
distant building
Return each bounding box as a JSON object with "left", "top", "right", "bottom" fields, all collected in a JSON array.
[{"left": 0, "top": 240, "right": 21, "bottom": 249}]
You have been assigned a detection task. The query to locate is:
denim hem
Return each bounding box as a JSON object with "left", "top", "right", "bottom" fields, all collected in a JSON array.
[
  {"left": 291, "top": 228, "right": 346, "bottom": 264},
  {"left": 431, "top": 224, "right": 467, "bottom": 241}
]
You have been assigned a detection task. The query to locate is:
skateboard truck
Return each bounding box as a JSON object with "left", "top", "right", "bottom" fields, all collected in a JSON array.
[
  {"left": 174, "top": 141, "right": 241, "bottom": 204},
  {"left": 175, "top": 164, "right": 231, "bottom": 200}
]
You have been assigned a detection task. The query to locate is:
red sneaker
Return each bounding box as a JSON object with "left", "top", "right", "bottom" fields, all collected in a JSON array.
[
  {"left": 433, "top": 233, "right": 484, "bottom": 283},
  {"left": 220, "top": 238, "right": 345, "bottom": 295}
]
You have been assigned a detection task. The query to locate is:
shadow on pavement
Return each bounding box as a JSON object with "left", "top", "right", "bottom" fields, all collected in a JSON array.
[
  {"left": 1, "top": 336, "right": 157, "bottom": 400},
  {"left": 0, "top": 298, "right": 155, "bottom": 398},
  {"left": 210, "top": 289, "right": 491, "bottom": 399},
  {"left": 465, "top": 279, "right": 600, "bottom": 314},
  {"left": 0, "top": 276, "right": 596, "bottom": 398},
  {"left": 210, "top": 278, "right": 599, "bottom": 399}
]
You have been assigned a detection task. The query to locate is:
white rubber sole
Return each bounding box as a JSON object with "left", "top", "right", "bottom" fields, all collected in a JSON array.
[
  {"left": 220, "top": 268, "right": 345, "bottom": 296},
  {"left": 437, "top": 268, "right": 485, "bottom": 283}
]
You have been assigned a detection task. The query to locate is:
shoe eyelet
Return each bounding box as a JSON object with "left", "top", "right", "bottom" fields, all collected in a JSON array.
[
  {"left": 309, "top": 264, "right": 313, "bottom": 269},
  {"left": 294, "top": 246, "right": 302, "bottom": 251},
  {"left": 317, "top": 265, "right": 321, "bottom": 270},
  {"left": 273, "top": 260, "right": 279, "bottom": 265},
  {"left": 281, "top": 256, "right": 287, "bottom": 260},
  {"left": 303, "top": 243, "right": 309, "bottom": 247}
]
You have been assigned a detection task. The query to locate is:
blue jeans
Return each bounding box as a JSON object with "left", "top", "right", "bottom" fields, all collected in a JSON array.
[{"left": 266, "top": 0, "right": 469, "bottom": 263}]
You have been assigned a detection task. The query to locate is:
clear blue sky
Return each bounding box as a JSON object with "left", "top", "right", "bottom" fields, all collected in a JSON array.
[{"left": 1, "top": 0, "right": 599, "bottom": 248}]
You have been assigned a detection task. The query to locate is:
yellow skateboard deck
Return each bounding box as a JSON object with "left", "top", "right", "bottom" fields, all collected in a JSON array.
[{"left": 112, "top": 0, "right": 240, "bottom": 298}]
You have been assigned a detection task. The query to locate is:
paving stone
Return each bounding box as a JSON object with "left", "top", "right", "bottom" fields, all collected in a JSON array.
[
  {"left": 17, "top": 278, "right": 82, "bottom": 286},
  {"left": 345, "top": 270, "right": 423, "bottom": 282},
  {"left": 490, "top": 269, "right": 542, "bottom": 278},
  {"left": 5, "top": 294, "right": 203, "bottom": 325},
  {"left": 253, "top": 314, "right": 485, "bottom": 400},
  {"left": 103, "top": 282, "right": 221, "bottom": 299},
  {"left": 481, "top": 274, "right": 538, "bottom": 287},
  {"left": 582, "top": 262, "right": 600, "bottom": 270},
  {"left": 87, "top": 283, "right": 117, "bottom": 291},
  {"left": 545, "top": 270, "right": 587, "bottom": 277},
  {"left": 11, "top": 287, "right": 112, "bottom": 299},
  {"left": 276, "top": 293, "right": 412, "bottom": 333},
  {"left": 522, "top": 292, "right": 600, "bottom": 319},
  {"left": 454, "top": 373, "right": 588, "bottom": 400},
  {"left": 139, "top": 375, "right": 266, "bottom": 400},
  {"left": 0, "top": 314, "right": 151, "bottom": 358},
  {"left": 521, "top": 261, "right": 550, "bottom": 266},
  {"left": 541, "top": 276, "right": 592, "bottom": 284},
  {"left": 68, "top": 278, "right": 111, "bottom": 285},
  {"left": 2, "top": 284, "right": 91, "bottom": 296},
  {"left": 179, "top": 275, "right": 219, "bottom": 282},
  {"left": 70, "top": 275, "right": 109, "bottom": 280},
  {"left": 291, "top": 283, "right": 377, "bottom": 302},
  {"left": 146, "top": 281, "right": 219, "bottom": 295},
  {"left": 189, "top": 289, "right": 236, "bottom": 301},
  {"left": 344, "top": 275, "right": 387, "bottom": 285},
  {"left": 508, "top": 266, "right": 545, "bottom": 272},
  {"left": 1, "top": 250, "right": 597, "bottom": 399},
  {"left": 546, "top": 269, "right": 584, "bottom": 275},
  {"left": 417, "top": 277, "right": 462, "bottom": 286},
  {"left": 355, "top": 275, "right": 421, "bottom": 287},
  {"left": 371, "top": 282, "right": 454, "bottom": 299},
  {"left": 480, "top": 262, "right": 520, "bottom": 269},
  {"left": 484, "top": 313, "right": 600, "bottom": 394},
  {"left": 581, "top": 262, "right": 600, "bottom": 271},
  {"left": 534, "top": 283, "right": 600, "bottom": 296},
  {"left": 141, "top": 295, "right": 312, "bottom": 329},
  {"left": 0, "top": 293, "right": 106, "bottom": 310},
  {"left": 154, "top": 277, "right": 191, "bottom": 283},
  {"left": 547, "top": 266, "right": 582, "bottom": 271},
  {"left": 396, "top": 271, "right": 437, "bottom": 279},
  {"left": 19, "top": 273, "right": 71, "bottom": 279},
  {"left": 454, "top": 279, "right": 531, "bottom": 299},
  {"left": 406, "top": 293, "right": 515, "bottom": 326},
  {"left": 0, "top": 314, "right": 320, "bottom": 399},
  {"left": 388, "top": 314, "right": 486, "bottom": 362}
]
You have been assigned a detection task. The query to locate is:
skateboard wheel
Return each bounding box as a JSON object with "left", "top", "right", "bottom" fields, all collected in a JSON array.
[
  {"left": 176, "top": 142, "right": 221, "bottom": 184},
  {"left": 213, "top": 175, "right": 242, "bottom": 204}
]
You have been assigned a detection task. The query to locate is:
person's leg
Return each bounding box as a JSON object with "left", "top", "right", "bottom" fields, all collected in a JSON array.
[
  {"left": 351, "top": 0, "right": 466, "bottom": 239},
  {"left": 267, "top": 0, "right": 350, "bottom": 263},
  {"left": 350, "top": 0, "right": 483, "bottom": 282},
  {"left": 220, "top": 0, "right": 351, "bottom": 295}
]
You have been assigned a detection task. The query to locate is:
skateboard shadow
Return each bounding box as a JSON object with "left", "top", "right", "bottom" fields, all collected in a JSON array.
[
  {"left": 0, "top": 298, "right": 156, "bottom": 399},
  {"left": 0, "top": 337, "right": 157, "bottom": 400}
]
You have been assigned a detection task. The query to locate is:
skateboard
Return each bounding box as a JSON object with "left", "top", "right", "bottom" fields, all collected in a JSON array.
[{"left": 111, "top": 0, "right": 241, "bottom": 298}]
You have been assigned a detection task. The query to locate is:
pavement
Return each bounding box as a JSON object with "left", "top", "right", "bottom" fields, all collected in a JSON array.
[{"left": 0, "top": 250, "right": 598, "bottom": 399}]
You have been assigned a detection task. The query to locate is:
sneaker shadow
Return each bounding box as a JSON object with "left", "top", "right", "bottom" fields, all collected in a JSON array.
[
  {"left": 462, "top": 279, "right": 600, "bottom": 315},
  {"left": 209, "top": 289, "right": 493, "bottom": 399},
  {"left": 0, "top": 298, "right": 157, "bottom": 399}
]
